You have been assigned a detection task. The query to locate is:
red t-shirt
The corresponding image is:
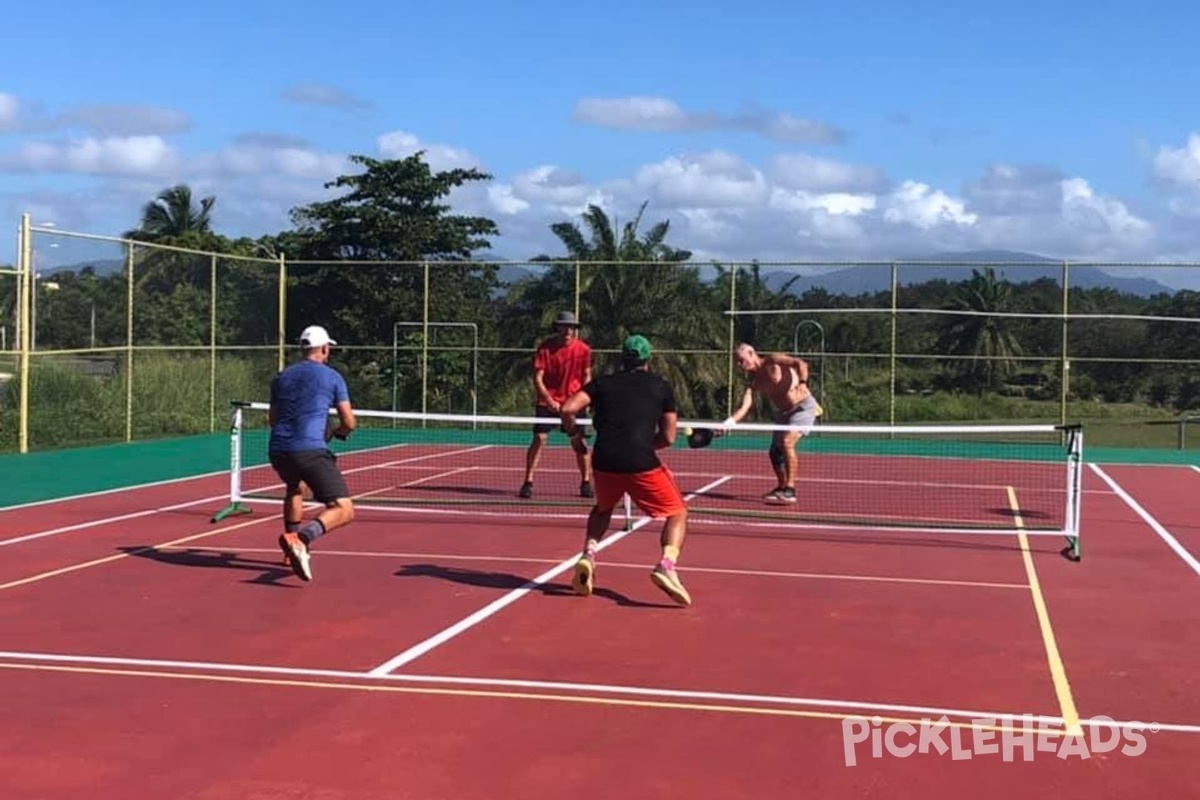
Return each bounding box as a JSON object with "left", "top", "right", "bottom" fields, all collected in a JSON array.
[{"left": 533, "top": 337, "right": 592, "bottom": 407}]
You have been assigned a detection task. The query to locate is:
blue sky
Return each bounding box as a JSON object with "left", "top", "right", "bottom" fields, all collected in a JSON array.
[{"left": 5, "top": 0, "right": 1200, "bottom": 287}]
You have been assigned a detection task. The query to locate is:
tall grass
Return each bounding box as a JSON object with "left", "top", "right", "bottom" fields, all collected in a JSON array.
[
  {"left": 0, "top": 353, "right": 270, "bottom": 450},
  {"left": 0, "top": 351, "right": 1194, "bottom": 453}
]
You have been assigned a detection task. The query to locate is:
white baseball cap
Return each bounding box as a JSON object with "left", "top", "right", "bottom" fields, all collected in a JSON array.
[{"left": 299, "top": 325, "right": 337, "bottom": 348}]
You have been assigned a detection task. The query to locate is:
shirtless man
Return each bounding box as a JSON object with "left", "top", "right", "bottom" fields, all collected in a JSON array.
[{"left": 725, "top": 342, "right": 821, "bottom": 504}]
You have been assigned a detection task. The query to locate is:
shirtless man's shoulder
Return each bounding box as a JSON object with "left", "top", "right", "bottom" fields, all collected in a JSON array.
[{"left": 751, "top": 354, "right": 809, "bottom": 411}]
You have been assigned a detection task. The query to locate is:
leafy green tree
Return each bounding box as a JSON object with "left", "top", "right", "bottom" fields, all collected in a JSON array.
[{"left": 277, "top": 152, "right": 502, "bottom": 410}]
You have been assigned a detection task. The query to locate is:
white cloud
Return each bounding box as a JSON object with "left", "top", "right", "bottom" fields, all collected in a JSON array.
[
  {"left": 376, "top": 130, "right": 482, "bottom": 172},
  {"left": 770, "top": 189, "right": 877, "bottom": 216},
  {"left": 1, "top": 109, "right": 1191, "bottom": 287},
  {"left": 1060, "top": 178, "right": 1153, "bottom": 241},
  {"left": 7, "top": 135, "right": 179, "bottom": 175},
  {"left": 574, "top": 97, "right": 706, "bottom": 132},
  {"left": 281, "top": 83, "right": 371, "bottom": 111},
  {"left": 956, "top": 164, "right": 1154, "bottom": 259},
  {"left": 1152, "top": 133, "right": 1200, "bottom": 190},
  {"left": 0, "top": 93, "right": 192, "bottom": 136},
  {"left": 883, "top": 181, "right": 978, "bottom": 229},
  {"left": 627, "top": 151, "right": 770, "bottom": 208},
  {"left": 0, "top": 92, "right": 19, "bottom": 131},
  {"left": 770, "top": 153, "right": 887, "bottom": 194},
  {"left": 193, "top": 143, "right": 349, "bottom": 181},
  {"left": 510, "top": 166, "right": 592, "bottom": 206},
  {"left": 54, "top": 104, "right": 192, "bottom": 136},
  {"left": 572, "top": 96, "right": 845, "bottom": 144}
]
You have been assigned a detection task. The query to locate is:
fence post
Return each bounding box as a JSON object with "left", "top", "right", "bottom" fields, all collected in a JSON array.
[
  {"left": 421, "top": 260, "right": 430, "bottom": 425},
  {"left": 889, "top": 261, "right": 898, "bottom": 429},
  {"left": 17, "top": 213, "right": 31, "bottom": 453},
  {"left": 1060, "top": 261, "right": 1070, "bottom": 427},
  {"left": 726, "top": 263, "right": 738, "bottom": 417},
  {"left": 125, "top": 239, "right": 135, "bottom": 442},
  {"left": 277, "top": 253, "right": 287, "bottom": 372},
  {"left": 574, "top": 260, "right": 581, "bottom": 322},
  {"left": 209, "top": 253, "right": 218, "bottom": 433}
]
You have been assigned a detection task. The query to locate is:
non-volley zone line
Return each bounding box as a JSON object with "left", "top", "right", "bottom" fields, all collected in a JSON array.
[
  {"left": 158, "top": 544, "right": 1032, "bottom": 591},
  {"left": 0, "top": 650, "right": 1191, "bottom": 736},
  {"left": 0, "top": 445, "right": 492, "bottom": 549},
  {"left": 284, "top": 478, "right": 1069, "bottom": 539},
  {"left": 0, "top": 437, "right": 420, "bottom": 514},
  {"left": 365, "top": 475, "right": 735, "bottom": 676},
  {"left": 232, "top": 497, "right": 1072, "bottom": 540}
]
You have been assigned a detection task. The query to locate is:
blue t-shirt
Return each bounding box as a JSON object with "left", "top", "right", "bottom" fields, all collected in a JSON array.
[{"left": 268, "top": 360, "right": 351, "bottom": 453}]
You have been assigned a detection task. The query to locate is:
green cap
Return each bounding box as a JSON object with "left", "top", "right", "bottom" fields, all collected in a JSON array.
[{"left": 622, "top": 334, "right": 652, "bottom": 362}]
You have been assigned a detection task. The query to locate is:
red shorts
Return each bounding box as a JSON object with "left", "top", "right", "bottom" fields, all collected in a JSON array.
[{"left": 593, "top": 465, "right": 686, "bottom": 519}]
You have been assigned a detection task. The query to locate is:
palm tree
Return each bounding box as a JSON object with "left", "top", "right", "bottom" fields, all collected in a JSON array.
[
  {"left": 124, "top": 184, "right": 216, "bottom": 243},
  {"left": 121, "top": 184, "right": 221, "bottom": 346},
  {"left": 503, "top": 201, "right": 728, "bottom": 416},
  {"left": 936, "top": 267, "right": 1024, "bottom": 392}
]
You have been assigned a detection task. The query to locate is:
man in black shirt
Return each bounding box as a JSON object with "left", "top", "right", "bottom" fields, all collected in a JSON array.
[{"left": 559, "top": 334, "right": 692, "bottom": 606}]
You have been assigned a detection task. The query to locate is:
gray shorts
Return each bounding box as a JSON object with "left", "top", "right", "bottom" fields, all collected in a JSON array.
[{"left": 773, "top": 395, "right": 818, "bottom": 441}]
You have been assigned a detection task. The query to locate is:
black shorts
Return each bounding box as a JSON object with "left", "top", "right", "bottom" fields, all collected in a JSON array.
[
  {"left": 269, "top": 449, "right": 350, "bottom": 504},
  {"left": 532, "top": 405, "right": 562, "bottom": 434},
  {"left": 531, "top": 406, "right": 590, "bottom": 440}
]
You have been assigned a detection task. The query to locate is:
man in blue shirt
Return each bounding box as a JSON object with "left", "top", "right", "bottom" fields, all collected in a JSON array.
[{"left": 270, "top": 325, "right": 357, "bottom": 581}]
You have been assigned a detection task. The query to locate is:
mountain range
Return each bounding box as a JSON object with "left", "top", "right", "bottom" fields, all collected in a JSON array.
[
  {"left": 42, "top": 249, "right": 1177, "bottom": 298},
  {"left": 497, "top": 250, "right": 1176, "bottom": 298},
  {"left": 756, "top": 250, "right": 1175, "bottom": 297}
]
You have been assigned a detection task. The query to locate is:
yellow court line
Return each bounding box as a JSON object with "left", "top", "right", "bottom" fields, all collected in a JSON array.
[
  {"left": 0, "top": 479, "right": 426, "bottom": 592},
  {"left": 0, "top": 661, "right": 1062, "bottom": 736},
  {"left": 0, "top": 515, "right": 276, "bottom": 591},
  {"left": 1007, "top": 485, "right": 1083, "bottom": 737}
]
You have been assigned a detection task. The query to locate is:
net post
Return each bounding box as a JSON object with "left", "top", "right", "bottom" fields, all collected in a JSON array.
[
  {"left": 211, "top": 401, "right": 253, "bottom": 522},
  {"left": 1061, "top": 423, "right": 1083, "bottom": 561}
]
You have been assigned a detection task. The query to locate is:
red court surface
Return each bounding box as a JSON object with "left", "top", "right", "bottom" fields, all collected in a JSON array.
[{"left": 1, "top": 454, "right": 1198, "bottom": 799}]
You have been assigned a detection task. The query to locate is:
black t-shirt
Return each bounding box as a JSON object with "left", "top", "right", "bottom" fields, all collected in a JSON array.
[{"left": 584, "top": 368, "right": 677, "bottom": 473}]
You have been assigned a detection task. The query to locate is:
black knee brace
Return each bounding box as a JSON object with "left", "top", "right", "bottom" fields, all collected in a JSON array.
[{"left": 768, "top": 442, "right": 786, "bottom": 470}]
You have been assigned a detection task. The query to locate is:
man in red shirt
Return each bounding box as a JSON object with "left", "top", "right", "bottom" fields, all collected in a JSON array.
[{"left": 519, "top": 311, "right": 593, "bottom": 499}]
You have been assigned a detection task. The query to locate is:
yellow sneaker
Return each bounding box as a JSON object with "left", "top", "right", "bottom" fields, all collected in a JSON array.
[
  {"left": 651, "top": 559, "right": 691, "bottom": 606},
  {"left": 572, "top": 553, "right": 595, "bottom": 596}
]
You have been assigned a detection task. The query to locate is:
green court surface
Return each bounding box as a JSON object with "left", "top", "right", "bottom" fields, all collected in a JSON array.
[
  {"left": 1, "top": 427, "right": 1198, "bottom": 509},
  {"left": 0, "top": 434, "right": 242, "bottom": 508}
]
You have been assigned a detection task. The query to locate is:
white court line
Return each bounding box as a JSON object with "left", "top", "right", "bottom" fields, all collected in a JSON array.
[
  {"left": 0, "top": 649, "right": 1192, "bottom": 734},
  {"left": 1090, "top": 464, "right": 1200, "bottom": 578},
  {"left": 1192, "top": 465, "right": 1200, "bottom": 476},
  {"left": 378, "top": 462, "right": 1068, "bottom": 495},
  {"left": 1, "top": 446, "right": 486, "bottom": 549},
  {"left": 0, "top": 493, "right": 230, "bottom": 547},
  {"left": 0, "top": 468, "right": 229, "bottom": 512},
  {"left": 157, "top": 545, "right": 1027, "bottom": 589},
  {"left": 231, "top": 497, "right": 1070, "bottom": 538},
  {"left": 0, "top": 438, "right": 434, "bottom": 513},
  {"left": 366, "top": 475, "right": 734, "bottom": 676}
]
